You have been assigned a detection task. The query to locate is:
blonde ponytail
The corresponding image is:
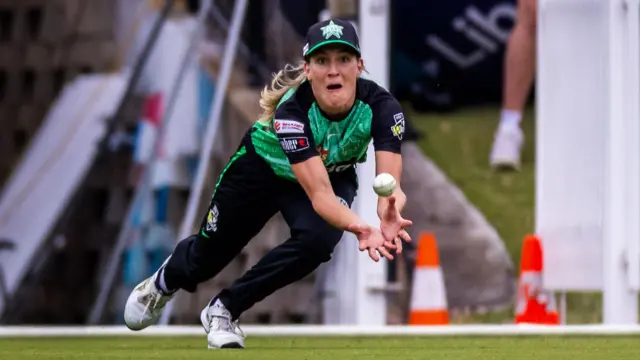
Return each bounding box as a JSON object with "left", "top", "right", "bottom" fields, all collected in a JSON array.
[{"left": 257, "top": 61, "right": 307, "bottom": 123}]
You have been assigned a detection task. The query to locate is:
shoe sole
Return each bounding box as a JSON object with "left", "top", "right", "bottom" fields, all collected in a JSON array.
[
  {"left": 492, "top": 164, "right": 519, "bottom": 172},
  {"left": 207, "top": 331, "right": 245, "bottom": 349},
  {"left": 200, "top": 307, "right": 246, "bottom": 339},
  {"left": 207, "top": 342, "right": 245, "bottom": 349},
  {"left": 491, "top": 160, "right": 520, "bottom": 172}
]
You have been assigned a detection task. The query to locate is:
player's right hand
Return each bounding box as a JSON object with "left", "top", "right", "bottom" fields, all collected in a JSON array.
[
  {"left": 379, "top": 195, "right": 413, "bottom": 254},
  {"left": 347, "top": 224, "right": 394, "bottom": 262}
]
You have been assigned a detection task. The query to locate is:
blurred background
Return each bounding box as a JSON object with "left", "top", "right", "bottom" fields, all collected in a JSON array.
[{"left": 0, "top": 0, "right": 558, "bottom": 327}]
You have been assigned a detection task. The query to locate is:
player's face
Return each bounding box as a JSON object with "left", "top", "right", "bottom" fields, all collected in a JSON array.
[{"left": 305, "top": 46, "right": 363, "bottom": 116}]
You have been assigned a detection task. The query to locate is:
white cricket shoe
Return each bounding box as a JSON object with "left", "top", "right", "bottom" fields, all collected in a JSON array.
[
  {"left": 123, "top": 258, "right": 175, "bottom": 331},
  {"left": 200, "top": 299, "right": 245, "bottom": 349},
  {"left": 490, "top": 126, "right": 524, "bottom": 170}
]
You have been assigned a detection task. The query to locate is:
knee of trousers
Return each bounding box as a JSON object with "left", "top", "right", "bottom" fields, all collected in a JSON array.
[
  {"left": 168, "top": 234, "right": 220, "bottom": 291},
  {"left": 295, "top": 227, "right": 344, "bottom": 263}
]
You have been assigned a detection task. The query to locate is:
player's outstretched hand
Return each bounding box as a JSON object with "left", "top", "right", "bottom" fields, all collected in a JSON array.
[
  {"left": 347, "top": 223, "right": 394, "bottom": 262},
  {"left": 379, "top": 195, "right": 413, "bottom": 254}
]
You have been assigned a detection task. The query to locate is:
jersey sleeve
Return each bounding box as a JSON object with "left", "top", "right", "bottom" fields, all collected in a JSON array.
[
  {"left": 370, "top": 92, "right": 405, "bottom": 154},
  {"left": 273, "top": 105, "right": 318, "bottom": 164}
]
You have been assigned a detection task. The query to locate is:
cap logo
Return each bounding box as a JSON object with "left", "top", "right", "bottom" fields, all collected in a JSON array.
[{"left": 321, "top": 20, "right": 343, "bottom": 39}]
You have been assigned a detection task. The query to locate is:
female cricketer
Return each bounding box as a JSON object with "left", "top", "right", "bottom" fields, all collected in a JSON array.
[{"left": 124, "top": 18, "right": 413, "bottom": 349}]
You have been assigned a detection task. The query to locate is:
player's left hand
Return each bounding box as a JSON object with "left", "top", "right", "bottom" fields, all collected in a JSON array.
[{"left": 379, "top": 195, "right": 412, "bottom": 254}]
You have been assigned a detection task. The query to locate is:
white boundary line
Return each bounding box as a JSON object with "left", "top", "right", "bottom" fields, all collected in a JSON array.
[{"left": 1, "top": 325, "right": 640, "bottom": 337}]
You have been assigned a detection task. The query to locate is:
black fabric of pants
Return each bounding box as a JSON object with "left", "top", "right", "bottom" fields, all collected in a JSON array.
[{"left": 162, "top": 128, "right": 358, "bottom": 320}]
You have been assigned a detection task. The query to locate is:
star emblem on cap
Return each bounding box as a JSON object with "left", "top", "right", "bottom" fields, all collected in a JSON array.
[{"left": 321, "top": 20, "right": 343, "bottom": 39}]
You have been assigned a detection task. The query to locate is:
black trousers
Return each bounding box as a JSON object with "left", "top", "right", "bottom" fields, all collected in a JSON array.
[{"left": 162, "top": 129, "right": 358, "bottom": 320}]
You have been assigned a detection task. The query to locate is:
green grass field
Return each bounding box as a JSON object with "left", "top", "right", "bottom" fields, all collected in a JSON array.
[
  {"left": 1, "top": 336, "right": 639, "bottom": 359},
  {"left": 410, "top": 106, "right": 602, "bottom": 324}
]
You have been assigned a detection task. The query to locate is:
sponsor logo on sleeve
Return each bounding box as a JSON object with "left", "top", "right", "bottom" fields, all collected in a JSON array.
[
  {"left": 390, "top": 113, "right": 405, "bottom": 140},
  {"left": 274, "top": 119, "right": 305, "bottom": 134},
  {"left": 206, "top": 205, "right": 219, "bottom": 232},
  {"left": 279, "top": 136, "right": 310, "bottom": 152}
]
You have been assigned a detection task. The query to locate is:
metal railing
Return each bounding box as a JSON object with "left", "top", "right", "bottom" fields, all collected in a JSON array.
[
  {"left": 0, "top": 0, "right": 169, "bottom": 324},
  {"left": 158, "top": 0, "right": 249, "bottom": 325},
  {"left": 85, "top": 0, "right": 178, "bottom": 325}
]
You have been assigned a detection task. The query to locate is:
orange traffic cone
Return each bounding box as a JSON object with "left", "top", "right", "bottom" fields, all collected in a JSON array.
[
  {"left": 515, "top": 235, "right": 559, "bottom": 325},
  {"left": 409, "top": 232, "right": 449, "bottom": 325}
]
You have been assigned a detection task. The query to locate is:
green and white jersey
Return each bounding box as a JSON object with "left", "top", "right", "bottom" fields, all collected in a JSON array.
[{"left": 250, "top": 78, "right": 405, "bottom": 181}]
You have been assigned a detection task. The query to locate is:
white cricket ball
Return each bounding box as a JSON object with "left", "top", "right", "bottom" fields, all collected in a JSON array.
[{"left": 373, "top": 173, "right": 396, "bottom": 197}]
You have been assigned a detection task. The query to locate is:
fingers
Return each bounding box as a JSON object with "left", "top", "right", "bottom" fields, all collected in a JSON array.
[
  {"left": 399, "top": 229, "right": 412, "bottom": 243},
  {"left": 377, "top": 246, "right": 394, "bottom": 261},
  {"left": 358, "top": 240, "right": 367, "bottom": 251},
  {"left": 364, "top": 244, "right": 395, "bottom": 261},
  {"left": 387, "top": 195, "right": 396, "bottom": 206},
  {"left": 401, "top": 219, "right": 413, "bottom": 228},
  {"left": 394, "top": 236, "right": 403, "bottom": 254},
  {"left": 368, "top": 247, "right": 379, "bottom": 262},
  {"left": 384, "top": 240, "right": 397, "bottom": 249}
]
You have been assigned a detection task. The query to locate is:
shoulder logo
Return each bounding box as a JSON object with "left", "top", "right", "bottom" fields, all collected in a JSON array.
[
  {"left": 321, "top": 20, "right": 343, "bottom": 39},
  {"left": 274, "top": 119, "right": 304, "bottom": 134},
  {"left": 391, "top": 113, "right": 405, "bottom": 140}
]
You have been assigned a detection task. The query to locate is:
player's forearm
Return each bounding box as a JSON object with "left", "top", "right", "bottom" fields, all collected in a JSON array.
[{"left": 311, "top": 192, "right": 365, "bottom": 232}]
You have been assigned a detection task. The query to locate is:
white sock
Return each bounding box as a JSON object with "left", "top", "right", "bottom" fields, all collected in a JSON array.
[
  {"left": 156, "top": 268, "right": 172, "bottom": 294},
  {"left": 499, "top": 109, "right": 522, "bottom": 131},
  {"left": 209, "top": 297, "right": 224, "bottom": 308}
]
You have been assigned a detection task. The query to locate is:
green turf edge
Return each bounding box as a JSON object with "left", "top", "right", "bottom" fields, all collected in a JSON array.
[{"left": 1, "top": 336, "right": 639, "bottom": 360}]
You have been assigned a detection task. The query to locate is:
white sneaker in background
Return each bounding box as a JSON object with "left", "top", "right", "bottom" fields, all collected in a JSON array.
[
  {"left": 200, "top": 299, "right": 245, "bottom": 349},
  {"left": 490, "top": 126, "right": 524, "bottom": 171}
]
